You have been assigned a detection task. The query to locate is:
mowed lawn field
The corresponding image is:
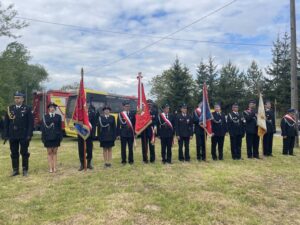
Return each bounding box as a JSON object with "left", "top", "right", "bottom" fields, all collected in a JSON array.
[{"left": 0, "top": 135, "right": 300, "bottom": 225}]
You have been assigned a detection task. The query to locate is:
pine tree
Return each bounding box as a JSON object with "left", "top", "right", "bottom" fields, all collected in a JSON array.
[
  {"left": 245, "top": 60, "right": 264, "bottom": 98},
  {"left": 215, "top": 61, "right": 246, "bottom": 112},
  {"left": 195, "top": 56, "right": 218, "bottom": 106},
  {"left": 265, "top": 32, "right": 291, "bottom": 114},
  {"left": 150, "top": 57, "right": 195, "bottom": 112}
]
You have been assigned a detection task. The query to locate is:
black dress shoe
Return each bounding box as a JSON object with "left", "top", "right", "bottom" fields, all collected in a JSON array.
[
  {"left": 87, "top": 164, "right": 94, "bottom": 170},
  {"left": 78, "top": 165, "right": 84, "bottom": 171},
  {"left": 23, "top": 170, "right": 28, "bottom": 177},
  {"left": 11, "top": 170, "right": 20, "bottom": 177}
]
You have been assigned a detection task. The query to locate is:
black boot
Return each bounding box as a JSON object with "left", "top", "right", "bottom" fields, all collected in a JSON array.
[
  {"left": 11, "top": 158, "right": 20, "bottom": 176},
  {"left": 22, "top": 157, "right": 29, "bottom": 177},
  {"left": 87, "top": 160, "right": 94, "bottom": 170}
]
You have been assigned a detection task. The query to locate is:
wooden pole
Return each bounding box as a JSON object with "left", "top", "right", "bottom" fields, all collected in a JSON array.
[
  {"left": 84, "top": 140, "right": 87, "bottom": 171},
  {"left": 204, "top": 130, "right": 207, "bottom": 162},
  {"left": 81, "top": 68, "right": 87, "bottom": 171},
  {"left": 290, "top": 0, "right": 299, "bottom": 147}
]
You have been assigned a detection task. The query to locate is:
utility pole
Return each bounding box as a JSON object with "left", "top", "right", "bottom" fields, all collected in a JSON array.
[{"left": 290, "top": 0, "right": 299, "bottom": 146}]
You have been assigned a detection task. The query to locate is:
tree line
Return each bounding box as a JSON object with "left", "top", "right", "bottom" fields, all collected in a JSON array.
[
  {"left": 1, "top": 3, "right": 299, "bottom": 118},
  {"left": 0, "top": 3, "right": 48, "bottom": 114},
  {"left": 150, "top": 32, "right": 300, "bottom": 116}
]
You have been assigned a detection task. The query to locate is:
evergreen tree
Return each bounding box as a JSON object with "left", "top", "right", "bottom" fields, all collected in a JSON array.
[
  {"left": 245, "top": 60, "right": 264, "bottom": 98},
  {"left": 195, "top": 56, "right": 218, "bottom": 106},
  {"left": 215, "top": 61, "right": 246, "bottom": 112},
  {"left": 265, "top": 32, "right": 291, "bottom": 114},
  {"left": 150, "top": 57, "right": 195, "bottom": 112}
]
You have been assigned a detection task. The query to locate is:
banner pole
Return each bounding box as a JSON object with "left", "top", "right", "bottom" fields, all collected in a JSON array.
[
  {"left": 84, "top": 140, "right": 87, "bottom": 171},
  {"left": 204, "top": 130, "right": 207, "bottom": 162}
]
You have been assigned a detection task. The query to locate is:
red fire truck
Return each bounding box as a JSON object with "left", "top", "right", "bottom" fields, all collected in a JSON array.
[{"left": 32, "top": 90, "right": 73, "bottom": 132}]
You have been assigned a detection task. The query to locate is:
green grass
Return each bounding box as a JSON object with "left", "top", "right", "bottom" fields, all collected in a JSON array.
[{"left": 0, "top": 135, "right": 300, "bottom": 225}]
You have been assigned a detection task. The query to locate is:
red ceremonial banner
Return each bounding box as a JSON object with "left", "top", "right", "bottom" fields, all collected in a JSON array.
[
  {"left": 72, "top": 69, "right": 91, "bottom": 140},
  {"left": 135, "top": 72, "right": 152, "bottom": 135}
]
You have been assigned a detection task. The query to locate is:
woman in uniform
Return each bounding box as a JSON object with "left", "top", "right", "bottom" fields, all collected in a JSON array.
[
  {"left": 98, "top": 106, "right": 116, "bottom": 167},
  {"left": 41, "top": 103, "right": 63, "bottom": 173}
]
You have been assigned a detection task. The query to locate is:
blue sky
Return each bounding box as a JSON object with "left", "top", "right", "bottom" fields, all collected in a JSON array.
[{"left": 1, "top": 0, "right": 299, "bottom": 96}]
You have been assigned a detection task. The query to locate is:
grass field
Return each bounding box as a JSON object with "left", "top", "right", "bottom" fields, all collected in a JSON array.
[{"left": 0, "top": 135, "right": 299, "bottom": 225}]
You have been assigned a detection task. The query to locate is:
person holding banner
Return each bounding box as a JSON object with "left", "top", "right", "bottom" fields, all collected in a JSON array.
[
  {"left": 175, "top": 104, "right": 193, "bottom": 162},
  {"left": 140, "top": 100, "right": 157, "bottom": 163},
  {"left": 117, "top": 101, "right": 136, "bottom": 164},
  {"left": 227, "top": 103, "right": 245, "bottom": 160},
  {"left": 281, "top": 109, "right": 297, "bottom": 156},
  {"left": 41, "top": 102, "right": 63, "bottom": 173},
  {"left": 243, "top": 100, "right": 260, "bottom": 159},
  {"left": 263, "top": 100, "right": 276, "bottom": 156},
  {"left": 98, "top": 106, "right": 116, "bottom": 167},
  {"left": 158, "top": 104, "right": 175, "bottom": 164},
  {"left": 77, "top": 104, "right": 97, "bottom": 171},
  {"left": 73, "top": 69, "right": 93, "bottom": 172},
  {"left": 193, "top": 103, "right": 206, "bottom": 161},
  {"left": 211, "top": 103, "right": 227, "bottom": 160}
]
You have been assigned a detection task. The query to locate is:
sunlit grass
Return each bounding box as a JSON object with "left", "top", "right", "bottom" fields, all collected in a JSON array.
[{"left": 0, "top": 135, "right": 299, "bottom": 225}]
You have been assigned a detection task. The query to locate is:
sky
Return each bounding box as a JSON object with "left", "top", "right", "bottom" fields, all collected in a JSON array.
[{"left": 1, "top": 0, "right": 299, "bottom": 97}]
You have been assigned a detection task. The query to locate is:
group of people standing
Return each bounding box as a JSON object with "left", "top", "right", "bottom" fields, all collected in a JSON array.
[{"left": 2, "top": 92, "right": 298, "bottom": 177}]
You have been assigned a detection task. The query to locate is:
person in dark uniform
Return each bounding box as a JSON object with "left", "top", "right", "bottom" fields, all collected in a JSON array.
[
  {"left": 281, "top": 109, "right": 297, "bottom": 156},
  {"left": 211, "top": 103, "right": 227, "bottom": 160},
  {"left": 0, "top": 115, "right": 4, "bottom": 140},
  {"left": 263, "top": 100, "right": 276, "bottom": 156},
  {"left": 227, "top": 103, "right": 245, "bottom": 160},
  {"left": 117, "top": 101, "right": 136, "bottom": 164},
  {"left": 157, "top": 104, "right": 175, "bottom": 164},
  {"left": 243, "top": 100, "right": 260, "bottom": 159},
  {"left": 193, "top": 103, "right": 206, "bottom": 161},
  {"left": 3, "top": 92, "right": 33, "bottom": 176},
  {"left": 78, "top": 103, "right": 97, "bottom": 171},
  {"left": 41, "top": 103, "right": 63, "bottom": 173},
  {"left": 140, "top": 99, "right": 157, "bottom": 163},
  {"left": 176, "top": 104, "right": 193, "bottom": 162},
  {"left": 98, "top": 106, "right": 116, "bottom": 168}
]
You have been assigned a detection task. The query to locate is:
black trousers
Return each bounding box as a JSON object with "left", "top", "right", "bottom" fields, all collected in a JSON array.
[
  {"left": 161, "top": 137, "right": 173, "bottom": 163},
  {"left": 230, "top": 135, "right": 242, "bottom": 159},
  {"left": 121, "top": 137, "right": 134, "bottom": 163},
  {"left": 283, "top": 136, "right": 295, "bottom": 155},
  {"left": 178, "top": 137, "right": 190, "bottom": 161},
  {"left": 263, "top": 133, "right": 274, "bottom": 156},
  {"left": 246, "top": 133, "right": 260, "bottom": 158},
  {"left": 196, "top": 134, "right": 206, "bottom": 160},
  {"left": 211, "top": 136, "right": 224, "bottom": 160},
  {"left": 78, "top": 136, "right": 93, "bottom": 164},
  {"left": 141, "top": 133, "right": 155, "bottom": 162},
  {"left": 9, "top": 138, "right": 30, "bottom": 171}
]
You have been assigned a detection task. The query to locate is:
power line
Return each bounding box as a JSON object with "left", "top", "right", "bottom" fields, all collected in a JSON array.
[
  {"left": 85, "top": 0, "right": 239, "bottom": 74},
  {"left": 17, "top": 16, "right": 271, "bottom": 47}
]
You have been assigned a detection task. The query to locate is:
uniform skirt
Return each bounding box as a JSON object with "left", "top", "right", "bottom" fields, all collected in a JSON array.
[
  {"left": 100, "top": 141, "right": 115, "bottom": 148},
  {"left": 44, "top": 139, "right": 61, "bottom": 148}
]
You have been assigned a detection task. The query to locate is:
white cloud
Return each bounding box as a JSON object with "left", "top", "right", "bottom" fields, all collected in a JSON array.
[{"left": 1, "top": 0, "right": 299, "bottom": 96}]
